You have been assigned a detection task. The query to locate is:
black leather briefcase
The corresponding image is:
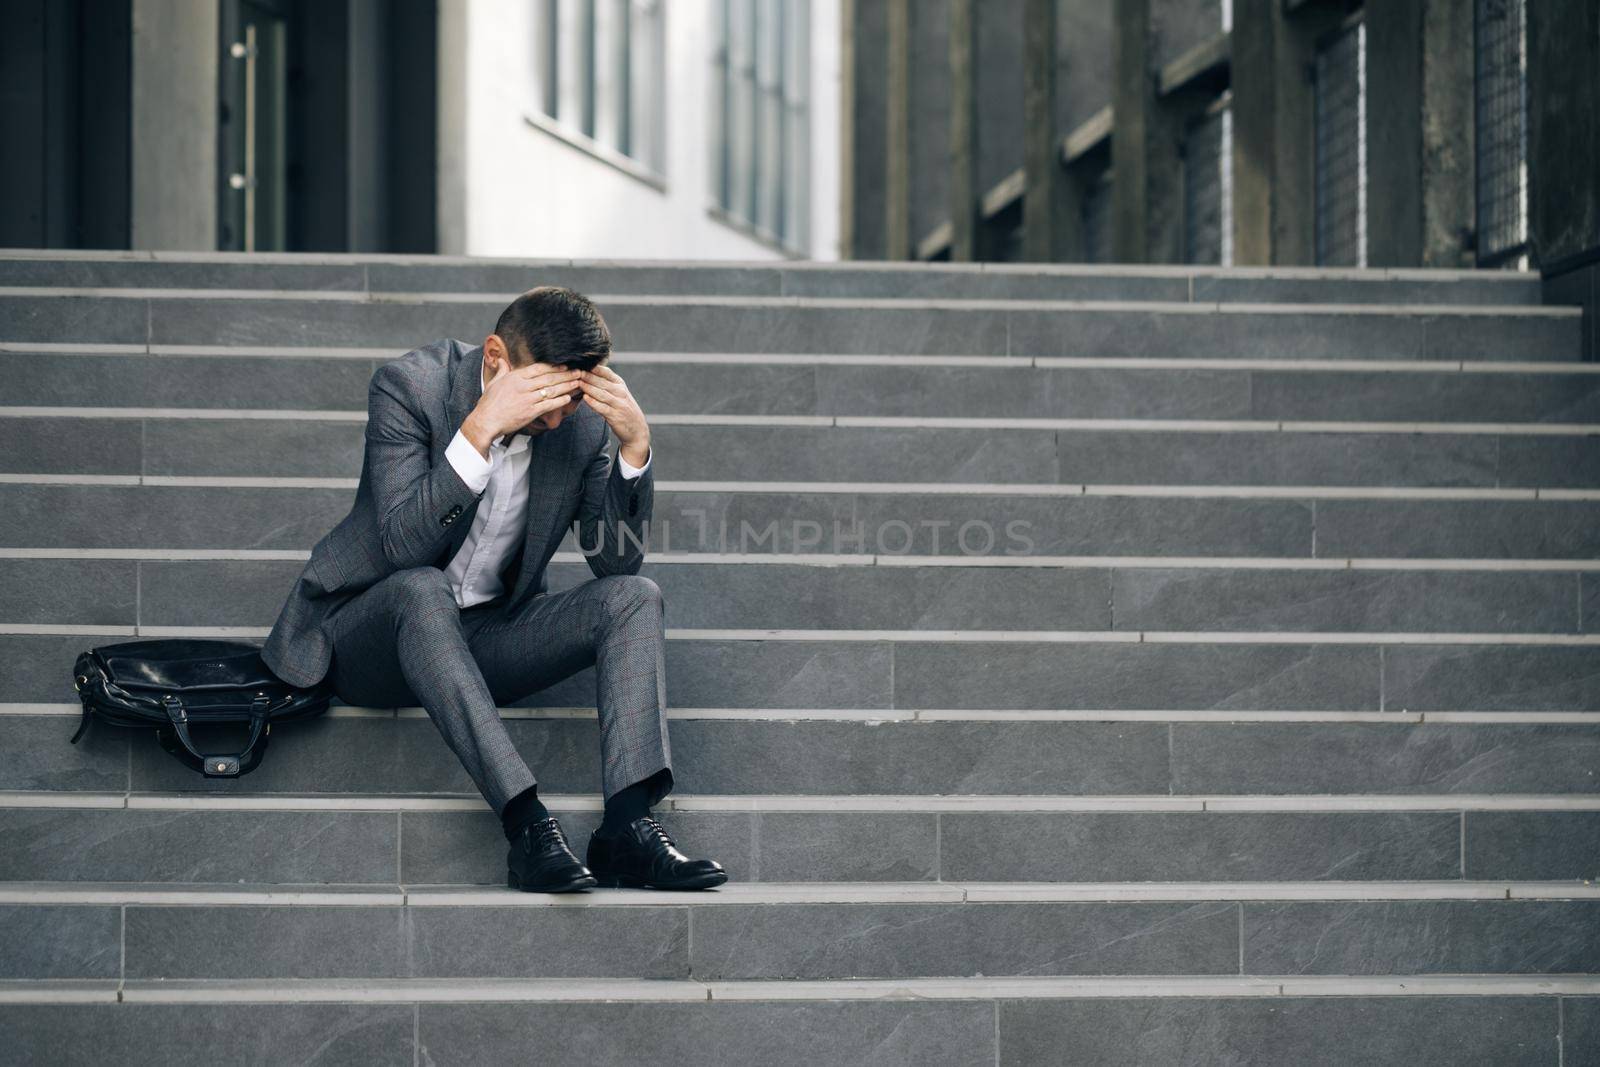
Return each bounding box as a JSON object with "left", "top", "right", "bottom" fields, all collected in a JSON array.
[{"left": 70, "top": 638, "right": 334, "bottom": 777}]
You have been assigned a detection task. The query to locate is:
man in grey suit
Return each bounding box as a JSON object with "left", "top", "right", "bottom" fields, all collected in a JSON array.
[{"left": 261, "top": 285, "right": 726, "bottom": 893}]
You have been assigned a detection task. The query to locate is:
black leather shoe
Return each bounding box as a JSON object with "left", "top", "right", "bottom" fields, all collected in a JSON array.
[
  {"left": 586, "top": 815, "right": 728, "bottom": 890},
  {"left": 507, "top": 817, "right": 598, "bottom": 892}
]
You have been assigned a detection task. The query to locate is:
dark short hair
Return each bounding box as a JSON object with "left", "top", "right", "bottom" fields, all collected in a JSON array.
[{"left": 493, "top": 286, "right": 611, "bottom": 371}]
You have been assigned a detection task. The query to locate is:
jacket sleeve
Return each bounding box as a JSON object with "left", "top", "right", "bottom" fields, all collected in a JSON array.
[
  {"left": 365, "top": 363, "right": 485, "bottom": 570},
  {"left": 577, "top": 437, "right": 654, "bottom": 578}
]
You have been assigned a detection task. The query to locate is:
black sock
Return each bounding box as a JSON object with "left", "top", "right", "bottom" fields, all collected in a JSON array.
[
  {"left": 599, "top": 777, "right": 654, "bottom": 835},
  {"left": 500, "top": 784, "right": 550, "bottom": 842}
]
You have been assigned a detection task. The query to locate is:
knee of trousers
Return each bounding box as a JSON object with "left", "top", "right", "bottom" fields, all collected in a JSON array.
[
  {"left": 388, "top": 565, "right": 454, "bottom": 596},
  {"left": 385, "top": 566, "right": 459, "bottom": 618},
  {"left": 596, "top": 573, "right": 664, "bottom": 624}
]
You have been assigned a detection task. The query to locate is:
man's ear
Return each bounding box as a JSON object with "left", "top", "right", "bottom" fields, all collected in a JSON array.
[{"left": 483, "top": 334, "right": 515, "bottom": 377}]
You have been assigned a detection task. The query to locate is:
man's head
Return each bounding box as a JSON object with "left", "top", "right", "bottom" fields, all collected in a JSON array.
[{"left": 483, "top": 285, "right": 612, "bottom": 435}]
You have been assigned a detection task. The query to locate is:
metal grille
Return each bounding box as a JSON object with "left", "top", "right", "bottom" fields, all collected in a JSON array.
[
  {"left": 1474, "top": 0, "right": 1529, "bottom": 268},
  {"left": 1082, "top": 170, "right": 1113, "bottom": 264},
  {"left": 1313, "top": 19, "right": 1366, "bottom": 267},
  {"left": 1183, "top": 103, "right": 1230, "bottom": 265}
]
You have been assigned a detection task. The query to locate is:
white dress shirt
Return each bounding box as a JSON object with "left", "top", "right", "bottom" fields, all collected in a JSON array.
[{"left": 439, "top": 362, "right": 650, "bottom": 609}]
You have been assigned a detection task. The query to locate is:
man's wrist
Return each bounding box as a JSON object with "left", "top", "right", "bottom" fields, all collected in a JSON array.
[
  {"left": 461, "top": 409, "right": 496, "bottom": 460},
  {"left": 619, "top": 436, "right": 650, "bottom": 470}
]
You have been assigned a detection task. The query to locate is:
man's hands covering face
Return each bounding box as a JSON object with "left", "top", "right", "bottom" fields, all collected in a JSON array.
[
  {"left": 578, "top": 364, "right": 651, "bottom": 468},
  {"left": 463, "top": 357, "right": 650, "bottom": 468},
  {"left": 468, "top": 361, "right": 583, "bottom": 445}
]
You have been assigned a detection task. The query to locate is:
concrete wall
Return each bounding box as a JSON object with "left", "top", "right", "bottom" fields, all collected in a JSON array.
[
  {"left": 1151, "top": 0, "right": 1219, "bottom": 71},
  {"left": 845, "top": 0, "right": 887, "bottom": 258},
  {"left": 129, "top": 0, "right": 217, "bottom": 250},
  {"left": 1528, "top": 0, "right": 1599, "bottom": 268},
  {"left": 1058, "top": 0, "right": 1114, "bottom": 134},
  {"left": 908, "top": 0, "right": 952, "bottom": 247},
  {"left": 439, "top": 0, "right": 841, "bottom": 261},
  {"left": 975, "top": 0, "right": 1026, "bottom": 197}
]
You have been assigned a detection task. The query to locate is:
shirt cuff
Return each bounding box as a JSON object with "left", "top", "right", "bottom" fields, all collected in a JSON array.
[
  {"left": 445, "top": 427, "right": 492, "bottom": 494},
  {"left": 615, "top": 445, "right": 651, "bottom": 481}
]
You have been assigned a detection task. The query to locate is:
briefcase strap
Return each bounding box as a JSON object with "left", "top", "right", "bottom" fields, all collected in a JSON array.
[{"left": 155, "top": 694, "right": 274, "bottom": 778}]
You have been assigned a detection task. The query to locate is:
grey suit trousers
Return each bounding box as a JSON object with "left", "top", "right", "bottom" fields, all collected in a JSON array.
[{"left": 323, "top": 565, "right": 674, "bottom": 815}]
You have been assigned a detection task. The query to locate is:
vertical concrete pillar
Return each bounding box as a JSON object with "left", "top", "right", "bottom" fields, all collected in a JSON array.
[
  {"left": 949, "top": 0, "right": 979, "bottom": 261},
  {"left": 838, "top": 0, "right": 857, "bottom": 260},
  {"left": 1229, "top": 0, "right": 1342, "bottom": 265},
  {"left": 435, "top": 0, "right": 469, "bottom": 255},
  {"left": 1419, "top": 0, "right": 1474, "bottom": 267},
  {"left": 885, "top": 0, "right": 911, "bottom": 259},
  {"left": 1109, "top": 0, "right": 1150, "bottom": 262},
  {"left": 1022, "top": 0, "right": 1069, "bottom": 261},
  {"left": 130, "top": 0, "right": 217, "bottom": 250},
  {"left": 843, "top": 0, "right": 889, "bottom": 259},
  {"left": 1366, "top": 0, "right": 1473, "bottom": 268}
]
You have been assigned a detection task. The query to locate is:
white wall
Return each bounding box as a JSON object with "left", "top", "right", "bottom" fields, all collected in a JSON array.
[{"left": 438, "top": 0, "right": 840, "bottom": 261}]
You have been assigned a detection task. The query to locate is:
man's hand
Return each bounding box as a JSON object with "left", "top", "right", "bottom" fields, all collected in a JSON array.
[
  {"left": 579, "top": 364, "right": 651, "bottom": 468},
  {"left": 462, "top": 361, "right": 583, "bottom": 458}
]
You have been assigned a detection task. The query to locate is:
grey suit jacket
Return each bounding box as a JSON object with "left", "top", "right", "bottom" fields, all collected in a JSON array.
[{"left": 261, "top": 337, "right": 654, "bottom": 688}]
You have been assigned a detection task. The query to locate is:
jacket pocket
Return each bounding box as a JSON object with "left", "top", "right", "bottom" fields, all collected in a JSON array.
[{"left": 309, "top": 538, "right": 348, "bottom": 594}]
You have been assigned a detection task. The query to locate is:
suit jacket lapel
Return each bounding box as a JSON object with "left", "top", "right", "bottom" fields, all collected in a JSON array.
[
  {"left": 435, "top": 341, "right": 487, "bottom": 564},
  {"left": 508, "top": 418, "right": 579, "bottom": 608},
  {"left": 436, "top": 339, "right": 585, "bottom": 608}
]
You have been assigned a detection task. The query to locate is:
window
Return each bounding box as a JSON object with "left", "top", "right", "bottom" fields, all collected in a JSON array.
[
  {"left": 532, "top": 0, "right": 665, "bottom": 178},
  {"left": 711, "top": 0, "right": 810, "bottom": 253},
  {"left": 1082, "top": 168, "right": 1113, "bottom": 264},
  {"left": 1182, "top": 99, "right": 1232, "bottom": 266},
  {"left": 1474, "top": 0, "right": 1529, "bottom": 269}
]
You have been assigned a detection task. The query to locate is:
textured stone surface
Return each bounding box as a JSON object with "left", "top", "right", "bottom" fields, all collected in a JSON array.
[
  {"left": 418, "top": 1000, "right": 995, "bottom": 1067},
  {"left": 939, "top": 811, "right": 1459, "bottom": 882},
  {"left": 998, "top": 996, "right": 1556, "bottom": 1066},
  {"left": 687, "top": 900, "right": 1239, "bottom": 979},
  {"left": 0, "top": 905, "right": 120, "bottom": 978},
  {"left": 1464, "top": 812, "right": 1600, "bottom": 881},
  {"left": 0, "top": 1004, "right": 415, "bottom": 1066},
  {"left": 1, "top": 254, "right": 1594, "bottom": 1058},
  {"left": 0, "top": 807, "right": 398, "bottom": 883},
  {"left": 1243, "top": 900, "right": 1600, "bottom": 974}
]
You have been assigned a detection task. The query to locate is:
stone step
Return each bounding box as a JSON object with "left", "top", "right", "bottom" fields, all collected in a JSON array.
[
  {"left": 0, "top": 982, "right": 1578, "bottom": 1066},
  {"left": 9, "top": 625, "right": 1600, "bottom": 709},
  {"left": 7, "top": 414, "right": 1600, "bottom": 489},
  {"left": 0, "top": 289, "right": 1579, "bottom": 360},
  {"left": 2, "top": 880, "right": 1598, "bottom": 982},
  {"left": 9, "top": 348, "right": 1600, "bottom": 423},
  {"left": 0, "top": 250, "right": 1547, "bottom": 305},
  {"left": 5, "top": 482, "right": 1599, "bottom": 559},
  {"left": 4, "top": 555, "right": 1591, "bottom": 634},
  {"left": 0, "top": 793, "right": 1594, "bottom": 884},
  {"left": 9, "top": 709, "right": 1600, "bottom": 797}
]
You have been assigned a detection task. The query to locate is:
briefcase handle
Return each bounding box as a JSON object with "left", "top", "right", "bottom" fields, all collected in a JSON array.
[{"left": 155, "top": 694, "right": 273, "bottom": 777}]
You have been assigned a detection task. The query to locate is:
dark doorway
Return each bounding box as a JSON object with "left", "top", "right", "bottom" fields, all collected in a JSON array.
[
  {"left": 221, "top": 0, "right": 439, "bottom": 253},
  {"left": 0, "top": 0, "right": 132, "bottom": 249},
  {"left": 219, "top": 0, "right": 292, "bottom": 251}
]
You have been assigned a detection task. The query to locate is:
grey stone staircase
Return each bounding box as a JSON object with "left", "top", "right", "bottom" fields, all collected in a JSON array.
[{"left": 0, "top": 249, "right": 1597, "bottom": 1064}]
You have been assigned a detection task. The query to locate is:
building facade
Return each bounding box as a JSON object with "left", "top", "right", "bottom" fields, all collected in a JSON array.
[
  {"left": 438, "top": 0, "right": 841, "bottom": 260},
  {"left": 0, "top": 0, "right": 843, "bottom": 261},
  {"left": 843, "top": 0, "right": 1598, "bottom": 288}
]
